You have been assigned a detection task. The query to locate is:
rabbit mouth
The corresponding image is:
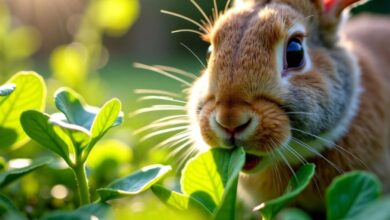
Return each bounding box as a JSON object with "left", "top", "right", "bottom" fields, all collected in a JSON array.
[{"left": 243, "top": 153, "right": 263, "bottom": 171}]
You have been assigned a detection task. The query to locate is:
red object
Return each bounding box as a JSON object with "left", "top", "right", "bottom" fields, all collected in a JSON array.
[{"left": 324, "top": 0, "right": 336, "bottom": 12}]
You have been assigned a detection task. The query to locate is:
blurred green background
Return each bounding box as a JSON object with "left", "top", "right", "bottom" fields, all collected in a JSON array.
[{"left": 0, "top": 0, "right": 389, "bottom": 219}]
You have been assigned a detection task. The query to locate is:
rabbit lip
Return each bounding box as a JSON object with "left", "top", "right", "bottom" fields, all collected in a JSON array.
[{"left": 243, "top": 153, "right": 263, "bottom": 171}]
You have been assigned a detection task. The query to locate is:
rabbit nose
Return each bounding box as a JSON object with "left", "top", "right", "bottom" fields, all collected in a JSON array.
[{"left": 215, "top": 111, "right": 252, "bottom": 134}]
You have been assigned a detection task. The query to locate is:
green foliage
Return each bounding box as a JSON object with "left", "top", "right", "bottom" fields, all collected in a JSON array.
[
  {"left": 274, "top": 171, "right": 389, "bottom": 220},
  {"left": 326, "top": 171, "right": 381, "bottom": 220},
  {"left": 0, "top": 194, "right": 18, "bottom": 214},
  {"left": 97, "top": 164, "right": 172, "bottom": 201},
  {"left": 353, "top": 196, "right": 390, "bottom": 220},
  {"left": 276, "top": 208, "right": 311, "bottom": 220},
  {"left": 0, "top": 193, "right": 27, "bottom": 220},
  {"left": 152, "top": 147, "right": 245, "bottom": 220},
  {"left": 0, "top": 72, "right": 46, "bottom": 149},
  {"left": 41, "top": 203, "right": 112, "bottom": 220},
  {"left": 21, "top": 87, "right": 123, "bottom": 205},
  {"left": 0, "top": 157, "right": 51, "bottom": 188},
  {"left": 21, "top": 88, "right": 123, "bottom": 166},
  {"left": 255, "top": 164, "right": 316, "bottom": 220},
  {"left": 151, "top": 185, "right": 211, "bottom": 216},
  {"left": 20, "top": 111, "right": 72, "bottom": 164}
]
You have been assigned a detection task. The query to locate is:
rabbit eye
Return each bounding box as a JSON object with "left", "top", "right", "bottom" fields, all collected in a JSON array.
[
  {"left": 286, "top": 38, "right": 304, "bottom": 69},
  {"left": 206, "top": 45, "right": 213, "bottom": 60}
]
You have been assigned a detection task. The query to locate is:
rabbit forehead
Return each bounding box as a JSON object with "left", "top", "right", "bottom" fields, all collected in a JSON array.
[{"left": 208, "top": 4, "right": 305, "bottom": 97}]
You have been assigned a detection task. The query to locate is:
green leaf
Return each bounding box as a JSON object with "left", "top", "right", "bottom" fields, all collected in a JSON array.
[
  {"left": 89, "top": 98, "right": 122, "bottom": 146},
  {"left": 0, "top": 157, "right": 51, "bottom": 188},
  {"left": 54, "top": 88, "right": 98, "bottom": 130},
  {"left": 353, "top": 196, "right": 390, "bottom": 220},
  {"left": 41, "top": 211, "right": 91, "bottom": 220},
  {"left": 0, "top": 194, "right": 18, "bottom": 213},
  {"left": 151, "top": 184, "right": 211, "bottom": 216},
  {"left": 326, "top": 171, "right": 381, "bottom": 220},
  {"left": 0, "top": 72, "right": 46, "bottom": 149},
  {"left": 77, "top": 202, "right": 112, "bottom": 219},
  {"left": 97, "top": 164, "right": 171, "bottom": 201},
  {"left": 0, "top": 84, "right": 15, "bottom": 96},
  {"left": 276, "top": 208, "right": 311, "bottom": 220},
  {"left": 214, "top": 148, "right": 245, "bottom": 220},
  {"left": 41, "top": 202, "right": 112, "bottom": 220},
  {"left": 20, "top": 111, "right": 71, "bottom": 164},
  {"left": 181, "top": 147, "right": 245, "bottom": 214},
  {"left": 49, "top": 113, "right": 90, "bottom": 149},
  {"left": 255, "top": 164, "right": 315, "bottom": 220},
  {"left": 54, "top": 88, "right": 123, "bottom": 131},
  {"left": 0, "top": 194, "right": 27, "bottom": 220}
]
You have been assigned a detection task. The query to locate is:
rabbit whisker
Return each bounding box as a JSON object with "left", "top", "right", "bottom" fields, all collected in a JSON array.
[
  {"left": 290, "top": 127, "right": 368, "bottom": 169},
  {"left": 153, "top": 65, "right": 198, "bottom": 79},
  {"left": 190, "top": 0, "right": 213, "bottom": 27},
  {"left": 180, "top": 42, "right": 206, "bottom": 68},
  {"left": 137, "top": 95, "right": 187, "bottom": 104},
  {"left": 134, "top": 119, "right": 190, "bottom": 135},
  {"left": 140, "top": 126, "right": 190, "bottom": 142},
  {"left": 161, "top": 10, "right": 209, "bottom": 33},
  {"left": 172, "top": 28, "right": 205, "bottom": 36},
  {"left": 276, "top": 148, "right": 298, "bottom": 182},
  {"left": 134, "top": 89, "right": 181, "bottom": 98},
  {"left": 134, "top": 62, "right": 192, "bottom": 86}
]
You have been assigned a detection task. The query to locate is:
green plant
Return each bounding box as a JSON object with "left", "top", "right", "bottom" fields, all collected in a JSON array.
[
  {"left": 148, "top": 145, "right": 390, "bottom": 220},
  {"left": 0, "top": 72, "right": 46, "bottom": 149},
  {"left": 20, "top": 87, "right": 123, "bottom": 205},
  {"left": 152, "top": 147, "right": 245, "bottom": 220}
]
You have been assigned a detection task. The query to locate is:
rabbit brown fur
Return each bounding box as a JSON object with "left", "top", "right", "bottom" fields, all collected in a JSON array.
[{"left": 187, "top": 0, "right": 390, "bottom": 212}]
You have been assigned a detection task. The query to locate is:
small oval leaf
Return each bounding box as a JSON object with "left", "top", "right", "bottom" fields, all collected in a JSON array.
[
  {"left": 255, "top": 164, "right": 315, "bottom": 220},
  {"left": 326, "top": 171, "right": 381, "bottom": 220},
  {"left": 0, "top": 72, "right": 46, "bottom": 149},
  {"left": 151, "top": 184, "right": 211, "bottom": 216},
  {"left": 54, "top": 88, "right": 123, "bottom": 133},
  {"left": 90, "top": 98, "right": 123, "bottom": 146},
  {"left": 20, "top": 111, "right": 71, "bottom": 164},
  {"left": 54, "top": 88, "right": 97, "bottom": 130},
  {"left": 276, "top": 208, "right": 311, "bottom": 220},
  {"left": 353, "top": 196, "right": 390, "bottom": 220},
  {"left": 97, "top": 164, "right": 171, "bottom": 201},
  {"left": 49, "top": 113, "right": 90, "bottom": 149},
  {"left": 181, "top": 147, "right": 245, "bottom": 214}
]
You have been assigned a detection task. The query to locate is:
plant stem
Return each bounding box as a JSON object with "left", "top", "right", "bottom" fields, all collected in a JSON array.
[{"left": 73, "top": 163, "right": 90, "bottom": 206}]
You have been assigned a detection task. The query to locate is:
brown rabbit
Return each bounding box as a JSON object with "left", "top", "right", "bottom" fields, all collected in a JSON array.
[{"left": 185, "top": 0, "right": 390, "bottom": 212}]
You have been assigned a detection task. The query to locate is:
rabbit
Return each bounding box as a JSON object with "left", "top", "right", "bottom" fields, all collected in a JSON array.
[{"left": 186, "top": 0, "right": 390, "bottom": 212}]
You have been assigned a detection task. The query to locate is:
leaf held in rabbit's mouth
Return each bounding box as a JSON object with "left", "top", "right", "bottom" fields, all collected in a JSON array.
[{"left": 243, "top": 154, "right": 262, "bottom": 171}]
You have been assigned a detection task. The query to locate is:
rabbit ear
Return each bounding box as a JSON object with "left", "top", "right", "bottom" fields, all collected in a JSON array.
[{"left": 323, "top": 0, "right": 367, "bottom": 16}]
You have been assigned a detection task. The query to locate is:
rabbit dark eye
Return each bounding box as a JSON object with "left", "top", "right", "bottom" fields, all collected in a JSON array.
[
  {"left": 286, "top": 38, "right": 304, "bottom": 69},
  {"left": 206, "top": 45, "right": 213, "bottom": 60}
]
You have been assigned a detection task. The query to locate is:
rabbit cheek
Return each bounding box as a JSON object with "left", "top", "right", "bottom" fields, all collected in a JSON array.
[
  {"left": 244, "top": 100, "right": 291, "bottom": 153},
  {"left": 197, "top": 101, "right": 221, "bottom": 148}
]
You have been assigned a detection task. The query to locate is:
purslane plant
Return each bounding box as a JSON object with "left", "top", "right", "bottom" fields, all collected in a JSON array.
[{"left": 20, "top": 87, "right": 123, "bottom": 205}]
